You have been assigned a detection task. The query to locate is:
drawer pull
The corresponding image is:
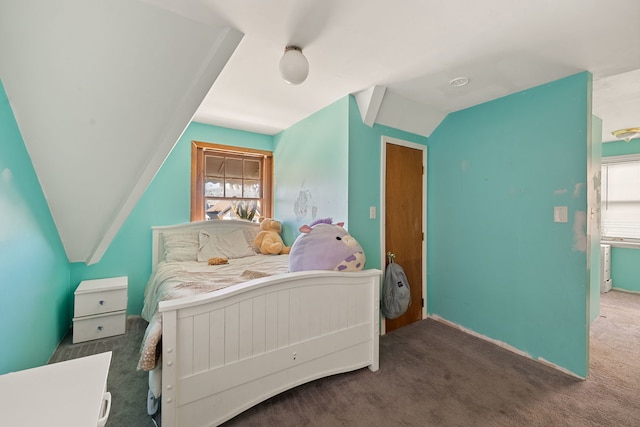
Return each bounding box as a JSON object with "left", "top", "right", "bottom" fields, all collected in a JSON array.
[
  {"left": 99, "top": 300, "right": 105, "bottom": 305},
  {"left": 97, "top": 391, "right": 111, "bottom": 427},
  {"left": 97, "top": 326, "right": 104, "bottom": 331}
]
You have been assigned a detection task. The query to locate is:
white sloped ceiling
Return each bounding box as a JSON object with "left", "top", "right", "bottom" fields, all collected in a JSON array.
[{"left": 0, "top": 0, "right": 242, "bottom": 263}]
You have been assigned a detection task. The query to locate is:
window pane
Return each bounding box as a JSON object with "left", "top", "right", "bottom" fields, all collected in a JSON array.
[
  {"left": 226, "top": 158, "right": 243, "bottom": 178},
  {"left": 204, "top": 178, "right": 224, "bottom": 197},
  {"left": 205, "top": 199, "right": 233, "bottom": 220},
  {"left": 245, "top": 159, "right": 261, "bottom": 180},
  {"left": 602, "top": 160, "right": 640, "bottom": 239},
  {"left": 243, "top": 180, "right": 261, "bottom": 198},
  {"left": 606, "top": 162, "right": 640, "bottom": 203},
  {"left": 205, "top": 156, "right": 224, "bottom": 177},
  {"left": 204, "top": 199, "right": 262, "bottom": 221},
  {"left": 192, "top": 143, "right": 271, "bottom": 222},
  {"left": 225, "top": 178, "right": 242, "bottom": 197},
  {"left": 231, "top": 200, "right": 260, "bottom": 221}
]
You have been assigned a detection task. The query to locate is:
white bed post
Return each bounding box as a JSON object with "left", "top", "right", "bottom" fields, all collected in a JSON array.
[
  {"left": 370, "top": 274, "right": 381, "bottom": 371},
  {"left": 161, "top": 309, "right": 178, "bottom": 427}
]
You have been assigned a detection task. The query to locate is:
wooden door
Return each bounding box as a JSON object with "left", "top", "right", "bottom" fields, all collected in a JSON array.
[{"left": 385, "top": 142, "right": 424, "bottom": 333}]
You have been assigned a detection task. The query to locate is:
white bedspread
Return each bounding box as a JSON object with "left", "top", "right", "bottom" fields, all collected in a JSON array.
[{"left": 138, "top": 254, "right": 289, "bottom": 371}]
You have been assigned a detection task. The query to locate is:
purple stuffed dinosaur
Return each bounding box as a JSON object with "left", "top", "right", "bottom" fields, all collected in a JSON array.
[{"left": 288, "top": 218, "right": 366, "bottom": 272}]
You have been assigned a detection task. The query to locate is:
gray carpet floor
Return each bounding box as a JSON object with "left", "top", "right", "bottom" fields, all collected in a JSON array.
[
  {"left": 50, "top": 290, "right": 640, "bottom": 426},
  {"left": 49, "top": 316, "right": 156, "bottom": 427}
]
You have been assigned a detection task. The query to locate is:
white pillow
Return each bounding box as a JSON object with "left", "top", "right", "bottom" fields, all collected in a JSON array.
[
  {"left": 197, "top": 228, "right": 256, "bottom": 261},
  {"left": 162, "top": 230, "right": 199, "bottom": 262}
]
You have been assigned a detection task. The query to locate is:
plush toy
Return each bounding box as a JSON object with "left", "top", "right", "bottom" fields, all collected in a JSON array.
[
  {"left": 289, "top": 218, "right": 365, "bottom": 272},
  {"left": 254, "top": 218, "right": 290, "bottom": 255},
  {"left": 208, "top": 257, "right": 228, "bottom": 265}
]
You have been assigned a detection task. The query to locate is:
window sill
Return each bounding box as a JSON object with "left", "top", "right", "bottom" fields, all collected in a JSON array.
[{"left": 601, "top": 240, "right": 640, "bottom": 249}]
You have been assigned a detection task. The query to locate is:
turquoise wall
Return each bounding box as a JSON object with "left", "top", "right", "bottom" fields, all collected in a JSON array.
[
  {"left": 610, "top": 248, "right": 640, "bottom": 292},
  {"left": 602, "top": 137, "right": 640, "bottom": 292},
  {"left": 70, "top": 122, "right": 273, "bottom": 315},
  {"left": 427, "top": 72, "right": 591, "bottom": 377},
  {"left": 0, "top": 81, "right": 70, "bottom": 374},
  {"left": 273, "top": 97, "right": 350, "bottom": 245},
  {"left": 272, "top": 94, "right": 429, "bottom": 269},
  {"left": 347, "top": 96, "right": 428, "bottom": 270},
  {"left": 602, "top": 137, "right": 640, "bottom": 156}
]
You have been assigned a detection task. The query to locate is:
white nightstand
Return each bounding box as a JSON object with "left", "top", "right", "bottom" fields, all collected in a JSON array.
[
  {"left": 0, "top": 352, "right": 112, "bottom": 427},
  {"left": 73, "top": 276, "right": 128, "bottom": 344}
]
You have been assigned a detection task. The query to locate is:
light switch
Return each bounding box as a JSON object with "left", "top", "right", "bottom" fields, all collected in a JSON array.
[
  {"left": 554, "top": 206, "right": 568, "bottom": 223},
  {"left": 369, "top": 206, "right": 376, "bottom": 219}
]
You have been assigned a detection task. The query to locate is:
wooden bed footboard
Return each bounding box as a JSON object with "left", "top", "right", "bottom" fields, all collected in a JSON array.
[{"left": 159, "top": 269, "right": 381, "bottom": 427}]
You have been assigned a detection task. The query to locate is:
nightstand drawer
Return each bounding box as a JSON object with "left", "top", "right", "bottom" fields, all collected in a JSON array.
[
  {"left": 74, "top": 288, "right": 127, "bottom": 318},
  {"left": 74, "top": 277, "right": 128, "bottom": 318},
  {"left": 73, "top": 311, "right": 126, "bottom": 343}
]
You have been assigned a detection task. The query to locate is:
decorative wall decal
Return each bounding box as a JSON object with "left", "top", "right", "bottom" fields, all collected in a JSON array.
[{"left": 293, "top": 183, "right": 317, "bottom": 222}]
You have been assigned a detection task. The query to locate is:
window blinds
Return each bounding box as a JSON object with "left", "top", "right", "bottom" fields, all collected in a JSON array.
[{"left": 601, "top": 157, "right": 640, "bottom": 241}]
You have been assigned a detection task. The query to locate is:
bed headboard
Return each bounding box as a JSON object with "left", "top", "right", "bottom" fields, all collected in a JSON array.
[{"left": 151, "top": 220, "right": 261, "bottom": 270}]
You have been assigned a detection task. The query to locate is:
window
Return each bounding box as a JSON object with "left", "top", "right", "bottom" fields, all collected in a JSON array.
[
  {"left": 601, "top": 154, "right": 640, "bottom": 243},
  {"left": 191, "top": 141, "right": 273, "bottom": 222}
]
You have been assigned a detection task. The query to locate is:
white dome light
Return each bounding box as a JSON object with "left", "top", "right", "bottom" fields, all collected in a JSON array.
[{"left": 279, "top": 46, "right": 309, "bottom": 85}]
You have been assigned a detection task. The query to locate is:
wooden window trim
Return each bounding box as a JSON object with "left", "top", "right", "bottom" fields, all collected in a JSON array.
[{"left": 191, "top": 141, "right": 273, "bottom": 222}]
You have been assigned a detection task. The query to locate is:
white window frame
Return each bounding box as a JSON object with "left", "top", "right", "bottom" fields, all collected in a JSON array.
[
  {"left": 601, "top": 153, "right": 640, "bottom": 248},
  {"left": 191, "top": 141, "right": 273, "bottom": 222}
]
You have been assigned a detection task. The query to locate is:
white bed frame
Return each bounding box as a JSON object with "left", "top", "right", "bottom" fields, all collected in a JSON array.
[{"left": 150, "top": 220, "right": 381, "bottom": 427}]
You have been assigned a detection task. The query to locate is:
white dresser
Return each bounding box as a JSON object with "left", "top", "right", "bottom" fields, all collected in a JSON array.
[
  {"left": 73, "top": 276, "right": 128, "bottom": 343},
  {"left": 0, "top": 352, "right": 112, "bottom": 427}
]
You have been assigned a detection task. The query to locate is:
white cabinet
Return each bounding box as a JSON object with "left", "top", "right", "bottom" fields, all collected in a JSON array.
[
  {"left": 73, "top": 276, "right": 128, "bottom": 343},
  {"left": 0, "top": 352, "right": 112, "bottom": 427}
]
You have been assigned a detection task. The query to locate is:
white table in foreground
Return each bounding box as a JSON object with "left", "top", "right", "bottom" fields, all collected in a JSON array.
[{"left": 0, "top": 351, "right": 112, "bottom": 427}]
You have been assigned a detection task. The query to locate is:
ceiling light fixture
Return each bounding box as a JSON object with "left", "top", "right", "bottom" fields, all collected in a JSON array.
[
  {"left": 279, "top": 46, "right": 309, "bottom": 85},
  {"left": 611, "top": 127, "right": 640, "bottom": 142},
  {"left": 449, "top": 77, "right": 470, "bottom": 87}
]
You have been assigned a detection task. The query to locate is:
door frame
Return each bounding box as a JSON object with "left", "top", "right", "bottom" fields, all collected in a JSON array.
[{"left": 380, "top": 135, "right": 427, "bottom": 335}]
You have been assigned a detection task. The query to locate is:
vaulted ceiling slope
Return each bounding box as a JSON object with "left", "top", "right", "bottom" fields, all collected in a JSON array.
[{"left": 0, "top": 0, "right": 242, "bottom": 263}]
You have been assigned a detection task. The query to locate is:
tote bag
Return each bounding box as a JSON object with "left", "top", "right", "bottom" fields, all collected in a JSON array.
[{"left": 381, "top": 257, "right": 411, "bottom": 319}]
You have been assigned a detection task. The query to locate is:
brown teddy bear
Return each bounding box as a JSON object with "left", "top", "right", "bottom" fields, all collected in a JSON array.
[{"left": 254, "top": 218, "right": 290, "bottom": 255}]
